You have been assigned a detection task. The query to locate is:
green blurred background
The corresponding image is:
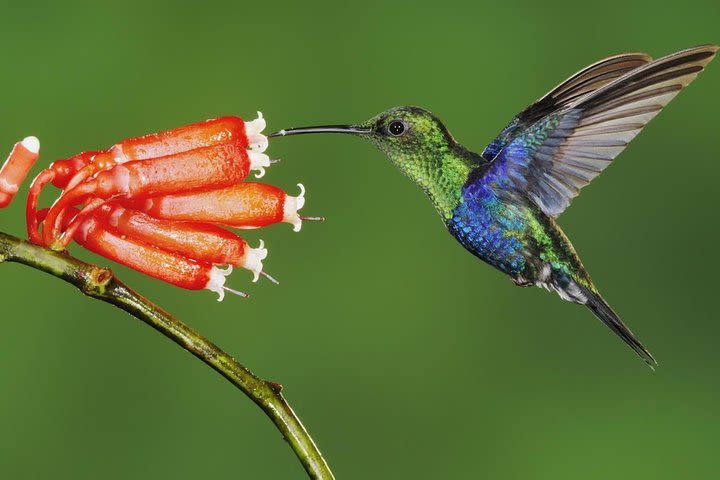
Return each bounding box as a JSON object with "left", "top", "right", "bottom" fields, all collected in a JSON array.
[{"left": 1, "top": 1, "right": 718, "bottom": 478}]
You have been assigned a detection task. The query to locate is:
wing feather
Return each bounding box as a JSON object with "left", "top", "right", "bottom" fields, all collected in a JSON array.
[
  {"left": 481, "top": 52, "right": 653, "bottom": 160},
  {"left": 487, "top": 45, "right": 718, "bottom": 218}
]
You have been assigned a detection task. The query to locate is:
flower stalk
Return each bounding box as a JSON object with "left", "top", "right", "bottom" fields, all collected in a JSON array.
[{"left": 0, "top": 230, "right": 334, "bottom": 480}]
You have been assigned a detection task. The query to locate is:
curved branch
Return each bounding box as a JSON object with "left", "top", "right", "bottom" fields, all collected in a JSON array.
[{"left": 0, "top": 231, "right": 334, "bottom": 480}]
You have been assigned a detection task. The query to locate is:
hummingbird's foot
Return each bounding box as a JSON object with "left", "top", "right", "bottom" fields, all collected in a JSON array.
[{"left": 512, "top": 276, "right": 534, "bottom": 287}]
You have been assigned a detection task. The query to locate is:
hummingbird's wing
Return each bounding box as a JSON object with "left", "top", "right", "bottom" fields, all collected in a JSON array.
[
  {"left": 485, "top": 44, "right": 717, "bottom": 218},
  {"left": 481, "top": 52, "right": 652, "bottom": 161}
]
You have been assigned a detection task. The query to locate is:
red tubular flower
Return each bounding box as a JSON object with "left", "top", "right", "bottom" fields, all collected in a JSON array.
[
  {"left": 75, "top": 215, "right": 241, "bottom": 300},
  {"left": 26, "top": 114, "right": 271, "bottom": 244},
  {"left": 0, "top": 137, "right": 40, "bottom": 208},
  {"left": 42, "top": 141, "right": 255, "bottom": 247},
  {"left": 2, "top": 112, "right": 321, "bottom": 300},
  {"left": 125, "top": 182, "right": 307, "bottom": 231},
  {"left": 93, "top": 202, "right": 268, "bottom": 281}
]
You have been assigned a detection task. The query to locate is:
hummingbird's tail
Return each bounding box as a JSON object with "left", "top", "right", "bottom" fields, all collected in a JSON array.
[{"left": 578, "top": 284, "right": 657, "bottom": 369}]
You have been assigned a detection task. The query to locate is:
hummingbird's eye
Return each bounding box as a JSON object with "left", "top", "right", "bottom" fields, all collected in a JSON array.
[{"left": 388, "top": 120, "right": 406, "bottom": 136}]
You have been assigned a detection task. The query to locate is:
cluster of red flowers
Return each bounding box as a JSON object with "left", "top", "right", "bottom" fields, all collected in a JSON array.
[{"left": 0, "top": 114, "right": 318, "bottom": 300}]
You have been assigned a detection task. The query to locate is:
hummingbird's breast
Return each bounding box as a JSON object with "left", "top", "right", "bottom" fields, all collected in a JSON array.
[
  {"left": 446, "top": 168, "right": 595, "bottom": 290},
  {"left": 446, "top": 174, "right": 530, "bottom": 277}
]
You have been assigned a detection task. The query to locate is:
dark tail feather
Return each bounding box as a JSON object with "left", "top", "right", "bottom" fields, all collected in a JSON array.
[{"left": 580, "top": 286, "right": 658, "bottom": 369}]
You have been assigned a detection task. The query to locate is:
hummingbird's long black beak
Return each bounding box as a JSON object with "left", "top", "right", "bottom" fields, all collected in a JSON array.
[{"left": 268, "top": 125, "right": 371, "bottom": 138}]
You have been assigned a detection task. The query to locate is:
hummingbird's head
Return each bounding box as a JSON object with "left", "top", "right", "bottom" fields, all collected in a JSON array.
[
  {"left": 357, "top": 106, "right": 455, "bottom": 165},
  {"left": 270, "top": 106, "right": 460, "bottom": 181}
]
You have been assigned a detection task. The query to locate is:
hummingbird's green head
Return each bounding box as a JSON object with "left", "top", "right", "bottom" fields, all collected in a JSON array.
[
  {"left": 270, "top": 106, "right": 480, "bottom": 218},
  {"left": 355, "top": 106, "right": 455, "bottom": 169},
  {"left": 270, "top": 106, "right": 464, "bottom": 178}
]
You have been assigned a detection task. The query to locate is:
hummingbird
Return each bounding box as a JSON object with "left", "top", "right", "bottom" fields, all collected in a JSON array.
[{"left": 271, "top": 45, "right": 718, "bottom": 367}]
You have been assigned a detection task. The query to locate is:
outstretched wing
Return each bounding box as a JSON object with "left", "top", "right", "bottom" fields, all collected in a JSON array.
[
  {"left": 485, "top": 44, "right": 718, "bottom": 218},
  {"left": 481, "top": 52, "right": 653, "bottom": 161}
]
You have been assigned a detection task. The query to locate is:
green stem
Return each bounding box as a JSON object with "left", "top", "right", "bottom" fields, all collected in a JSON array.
[{"left": 0, "top": 231, "right": 334, "bottom": 480}]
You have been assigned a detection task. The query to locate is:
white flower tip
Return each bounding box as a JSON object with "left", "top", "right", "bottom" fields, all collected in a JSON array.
[
  {"left": 242, "top": 240, "right": 268, "bottom": 283},
  {"left": 283, "top": 183, "right": 306, "bottom": 232},
  {"left": 257, "top": 239, "right": 268, "bottom": 257},
  {"left": 248, "top": 150, "right": 271, "bottom": 178},
  {"left": 218, "top": 265, "right": 234, "bottom": 275},
  {"left": 206, "top": 265, "right": 234, "bottom": 301},
  {"left": 296, "top": 183, "right": 306, "bottom": 209},
  {"left": 250, "top": 136, "right": 269, "bottom": 153},
  {"left": 246, "top": 111, "right": 265, "bottom": 129},
  {"left": 21, "top": 136, "right": 40, "bottom": 154},
  {"left": 245, "top": 112, "right": 268, "bottom": 153}
]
